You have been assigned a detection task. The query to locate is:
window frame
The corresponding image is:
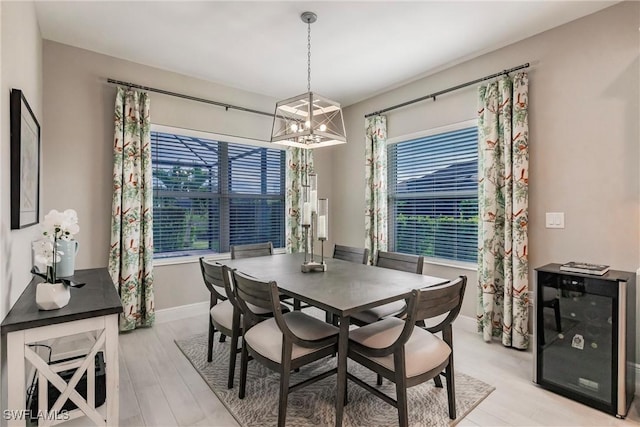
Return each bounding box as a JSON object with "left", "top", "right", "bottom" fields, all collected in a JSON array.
[
  {"left": 386, "top": 119, "right": 478, "bottom": 269},
  {"left": 150, "top": 124, "right": 286, "bottom": 263}
]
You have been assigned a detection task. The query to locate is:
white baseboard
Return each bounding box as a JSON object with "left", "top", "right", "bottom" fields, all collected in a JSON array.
[
  {"left": 455, "top": 314, "right": 477, "bottom": 333},
  {"left": 155, "top": 301, "right": 209, "bottom": 324}
]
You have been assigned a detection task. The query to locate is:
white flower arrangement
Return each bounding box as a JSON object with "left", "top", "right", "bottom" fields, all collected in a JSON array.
[
  {"left": 42, "top": 209, "right": 80, "bottom": 241},
  {"left": 32, "top": 209, "right": 80, "bottom": 283}
]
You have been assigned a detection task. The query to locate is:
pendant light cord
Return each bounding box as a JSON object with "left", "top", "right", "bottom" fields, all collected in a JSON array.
[{"left": 307, "top": 20, "right": 312, "bottom": 92}]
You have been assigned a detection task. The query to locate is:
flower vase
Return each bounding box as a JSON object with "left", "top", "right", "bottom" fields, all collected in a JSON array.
[
  {"left": 36, "top": 281, "right": 71, "bottom": 310},
  {"left": 56, "top": 239, "right": 79, "bottom": 278}
]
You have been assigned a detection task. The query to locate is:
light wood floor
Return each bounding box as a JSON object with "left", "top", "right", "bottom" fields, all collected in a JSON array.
[{"left": 114, "top": 311, "right": 640, "bottom": 426}]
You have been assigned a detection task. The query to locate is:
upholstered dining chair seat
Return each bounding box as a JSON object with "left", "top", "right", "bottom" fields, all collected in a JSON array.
[
  {"left": 209, "top": 300, "right": 235, "bottom": 331},
  {"left": 244, "top": 312, "right": 339, "bottom": 364},
  {"left": 349, "top": 317, "right": 451, "bottom": 379},
  {"left": 351, "top": 300, "right": 407, "bottom": 325},
  {"left": 210, "top": 300, "right": 277, "bottom": 331}
]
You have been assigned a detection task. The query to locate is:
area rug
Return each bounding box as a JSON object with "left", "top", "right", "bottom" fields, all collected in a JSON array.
[{"left": 175, "top": 333, "right": 494, "bottom": 427}]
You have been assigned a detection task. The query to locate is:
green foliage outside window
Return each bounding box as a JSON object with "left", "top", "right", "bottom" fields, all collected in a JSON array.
[
  {"left": 395, "top": 212, "right": 478, "bottom": 262},
  {"left": 154, "top": 166, "right": 217, "bottom": 253}
]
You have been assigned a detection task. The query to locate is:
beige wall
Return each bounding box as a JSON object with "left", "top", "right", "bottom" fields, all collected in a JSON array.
[
  {"left": 0, "top": 1, "right": 43, "bottom": 319},
  {"left": 1, "top": 1, "right": 43, "bottom": 421},
  {"left": 41, "top": 41, "right": 334, "bottom": 311},
  {"left": 335, "top": 2, "right": 639, "bottom": 325}
]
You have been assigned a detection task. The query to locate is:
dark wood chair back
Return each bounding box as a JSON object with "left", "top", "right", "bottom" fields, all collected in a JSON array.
[
  {"left": 199, "top": 257, "right": 229, "bottom": 302},
  {"left": 230, "top": 268, "right": 279, "bottom": 329},
  {"left": 333, "top": 244, "right": 369, "bottom": 265},
  {"left": 231, "top": 269, "right": 273, "bottom": 309},
  {"left": 375, "top": 250, "right": 424, "bottom": 274},
  {"left": 230, "top": 242, "right": 274, "bottom": 259},
  {"left": 230, "top": 268, "right": 332, "bottom": 349},
  {"left": 413, "top": 276, "right": 467, "bottom": 337},
  {"left": 358, "top": 276, "right": 466, "bottom": 358}
]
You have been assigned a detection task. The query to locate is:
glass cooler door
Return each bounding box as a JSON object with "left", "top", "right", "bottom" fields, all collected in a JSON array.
[{"left": 538, "top": 273, "right": 616, "bottom": 406}]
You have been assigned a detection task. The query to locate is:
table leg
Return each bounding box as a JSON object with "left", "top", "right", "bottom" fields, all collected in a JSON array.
[
  {"left": 105, "top": 314, "right": 120, "bottom": 426},
  {"left": 335, "top": 315, "right": 349, "bottom": 427},
  {"left": 7, "top": 330, "right": 26, "bottom": 427}
]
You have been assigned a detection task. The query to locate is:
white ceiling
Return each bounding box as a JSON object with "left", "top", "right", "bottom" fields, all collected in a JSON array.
[{"left": 35, "top": 1, "right": 616, "bottom": 106}]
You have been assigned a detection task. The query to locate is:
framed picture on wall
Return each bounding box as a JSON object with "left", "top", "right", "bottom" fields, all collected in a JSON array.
[{"left": 10, "top": 89, "right": 40, "bottom": 229}]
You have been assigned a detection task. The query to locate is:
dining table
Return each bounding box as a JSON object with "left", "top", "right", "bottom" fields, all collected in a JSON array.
[{"left": 220, "top": 252, "right": 448, "bottom": 427}]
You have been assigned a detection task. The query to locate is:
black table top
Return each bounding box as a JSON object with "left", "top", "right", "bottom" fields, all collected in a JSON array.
[
  {"left": 221, "top": 253, "right": 448, "bottom": 317},
  {"left": 535, "top": 263, "right": 635, "bottom": 283},
  {"left": 1, "top": 268, "right": 123, "bottom": 334}
]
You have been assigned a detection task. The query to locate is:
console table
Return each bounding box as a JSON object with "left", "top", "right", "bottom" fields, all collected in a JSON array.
[{"left": 1, "top": 268, "right": 123, "bottom": 426}]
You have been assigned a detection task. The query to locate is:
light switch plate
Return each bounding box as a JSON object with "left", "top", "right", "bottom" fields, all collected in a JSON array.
[{"left": 545, "top": 212, "right": 565, "bottom": 229}]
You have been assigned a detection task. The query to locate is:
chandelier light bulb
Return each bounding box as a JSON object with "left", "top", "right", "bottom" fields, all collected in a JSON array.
[
  {"left": 291, "top": 124, "right": 299, "bottom": 132},
  {"left": 305, "top": 120, "right": 311, "bottom": 129},
  {"left": 319, "top": 124, "right": 327, "bottom": 132}
]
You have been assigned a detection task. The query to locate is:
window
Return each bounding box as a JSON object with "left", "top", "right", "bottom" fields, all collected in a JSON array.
[
  {"left": 151, "top": 127, "right": 285, "bottom": 258},
  {"left": 388, "top": 124, "right": 478, "bottom": 263}
]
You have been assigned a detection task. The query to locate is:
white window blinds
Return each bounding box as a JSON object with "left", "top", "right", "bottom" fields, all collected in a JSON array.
[
  {"left": 151, "top": 130, "right": 285, "bottom": 258},
  {"left": 388, "top": 126, "right": 478, "bottom": 263}
]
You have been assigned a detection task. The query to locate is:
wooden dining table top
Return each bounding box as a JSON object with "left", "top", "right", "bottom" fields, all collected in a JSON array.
[{"left": 220, "top": 252, "right": 449, "bottom": 317}]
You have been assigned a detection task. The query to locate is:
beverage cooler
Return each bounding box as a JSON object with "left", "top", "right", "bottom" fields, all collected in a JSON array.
[{"left": 534, "top": 264, "right": 636, "bottom": 418}]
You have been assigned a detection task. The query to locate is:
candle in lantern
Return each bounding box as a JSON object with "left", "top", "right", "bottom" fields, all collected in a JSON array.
[
  {"left": 317, "top": 215, "right": 327, "bottom": 239},
  {"left": 310, "top": 190, "right": 318, "bottom": 212},
  {"left": 302, "top": 202, "right": 311, "bottom": 225}
]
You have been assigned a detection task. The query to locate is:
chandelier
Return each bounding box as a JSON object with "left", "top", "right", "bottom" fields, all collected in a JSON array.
[{"left": 271, "top": 12, "right": 347, "bottom": 149}]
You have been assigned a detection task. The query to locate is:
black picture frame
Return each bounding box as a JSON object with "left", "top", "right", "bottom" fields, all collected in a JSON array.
[{"left": 10, "top": 89, "right": 40, "bottom": 229}]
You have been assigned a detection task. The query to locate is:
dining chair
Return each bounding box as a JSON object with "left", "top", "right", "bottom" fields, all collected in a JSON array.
[
  {"left": 199, "top": 257, "right": 230, "bottom": 362},
  {"left": 350, "top": 250, "right": 424, "bottom": 326},
  {"left": 326, "top": 244, "right": 370, "bottom": 324},
  {"left": 231, "top": 241, "right": 304, "bottom": 311},
  {"left": 229, "top": 267, "right": 339, "bottom": 427},
  {"left": 333, "top": 244, "right": 369, "bottom": 265},
  {"left": 375, "top": 250, "right": 424, "bottom": 273},
  {"left": 230, "top": 241, "right": 274, "bottom": 259},
  {"left": 199, "top": 258, "right": 279, "bottom": 389},
  {"left": 347, "top": 276, "right": 467, "bottom": 426}
]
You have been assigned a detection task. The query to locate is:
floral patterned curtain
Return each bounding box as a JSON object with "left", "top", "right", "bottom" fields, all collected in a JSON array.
[
  {"left": 285, "top": 148, "right": 314, "bottom": 253},
  {"left": 477, "top": 73, "right": 529, "bottom": 349},
  {"left": 108, "top": 87, "right": 155, "bottom": 331},
  {"left": 364, "top": 115, "right": 388, "bottom": 264}
]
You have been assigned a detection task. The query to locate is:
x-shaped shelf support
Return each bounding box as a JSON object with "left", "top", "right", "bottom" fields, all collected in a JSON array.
[{"left": 24, "top": 330, "right": 107, "bottom": 427}]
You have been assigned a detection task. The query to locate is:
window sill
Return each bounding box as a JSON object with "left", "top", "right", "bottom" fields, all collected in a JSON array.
[
  {"left": 153, "top": 248, "right": 287, "bottom": 267},
  {"left": 423, "top": 257, "right": 477, "bottom": 272},
  {"left": 154, "top": 253, "right": 228, "bottom": 267}
]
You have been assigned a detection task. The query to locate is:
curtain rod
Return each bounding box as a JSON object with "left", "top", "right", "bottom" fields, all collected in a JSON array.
[
  {"left": 107, "top": 78, "right": 275, "bottom": 118},
  {"left": 364, "top": 62, "right": 530, "bottom": 118}
]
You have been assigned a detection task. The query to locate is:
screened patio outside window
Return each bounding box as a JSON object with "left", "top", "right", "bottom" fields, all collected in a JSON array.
[{"left": 151, "top": 129, "right": 285, "bottom": 258}]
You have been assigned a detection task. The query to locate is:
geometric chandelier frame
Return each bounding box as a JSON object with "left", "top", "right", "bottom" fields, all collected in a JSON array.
[{"left": 271, "top": 11, "right": 347, "bottom": 149}]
